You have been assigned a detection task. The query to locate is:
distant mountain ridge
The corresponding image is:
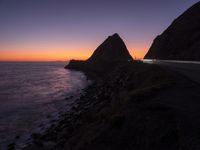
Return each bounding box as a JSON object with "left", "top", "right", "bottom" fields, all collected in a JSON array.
[
  {"left": 65, "top": 33, "right": 133, "bottom": 73},
  {"left": 144, "top": 2, "right": 200, "bottom": 61}
]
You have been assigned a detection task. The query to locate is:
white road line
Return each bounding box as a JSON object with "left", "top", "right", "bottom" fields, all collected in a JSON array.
[{"left": 143, "top": 59, "right": 200, "bottom": 65}]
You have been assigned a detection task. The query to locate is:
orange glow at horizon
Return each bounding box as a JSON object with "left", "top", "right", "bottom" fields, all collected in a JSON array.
[
  {"left": 129, "top": 43, "right": 150, "bottom": 60},
  {"left": 0, "top": 47, "right": 92, "bottom": 61},
  {"left": 0, "top": 44, "right": 148, "bottom": 61}
]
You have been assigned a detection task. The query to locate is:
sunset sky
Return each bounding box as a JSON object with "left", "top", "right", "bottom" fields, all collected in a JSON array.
[{"left": 0, "top": 0, "right": 199, "bottom": 61}]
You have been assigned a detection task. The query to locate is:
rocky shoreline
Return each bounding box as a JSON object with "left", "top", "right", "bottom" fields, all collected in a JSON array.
[
  {"left": 22, "top": 62, "right": 177, "bottom": 150},
  {"left": 5, "top": 85, "right": 88, "bottom": 150}
]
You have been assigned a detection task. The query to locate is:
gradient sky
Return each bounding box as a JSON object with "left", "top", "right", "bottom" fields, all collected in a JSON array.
[{"left": 0, "top": 0, "right": 199, "bottom": 61}]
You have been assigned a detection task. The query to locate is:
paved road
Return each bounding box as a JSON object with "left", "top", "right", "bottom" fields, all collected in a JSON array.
[
  {"left": 143, "top": 59, "right": 200, "bottom": 143},
  {"left": 143, "top": 59, "right": 200, "bottom": 84}
]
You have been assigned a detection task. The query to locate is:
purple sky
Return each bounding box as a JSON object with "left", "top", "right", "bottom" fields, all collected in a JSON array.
[{"left": 0, "top": 0, "right": 199, "bottom": 61}]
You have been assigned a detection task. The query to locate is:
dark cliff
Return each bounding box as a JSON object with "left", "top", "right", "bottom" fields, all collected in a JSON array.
[
  {"left": 65, "top": 33, "right": 133, "bottom": 73},
  {"left": 144, "top": 2, "right": 200, "bottom": 61}
]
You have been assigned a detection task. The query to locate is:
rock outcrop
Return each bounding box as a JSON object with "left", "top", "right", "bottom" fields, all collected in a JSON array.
[
  {"left": 144, "top": 2, "right": 200, "bottom": 61},
  {"left": 65, "top": 33, "right": 133, "bottom": 73}
]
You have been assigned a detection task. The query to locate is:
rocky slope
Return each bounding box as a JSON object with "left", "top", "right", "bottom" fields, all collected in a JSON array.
[
  {"left": 24, "top": 62, "right": 177, "bottom": 150},
  {"left": 65, "top": 33, "right": 133, "bottom": 74},
  {"left": 144, "top": 2, "right": 200, "bottom": 61}
]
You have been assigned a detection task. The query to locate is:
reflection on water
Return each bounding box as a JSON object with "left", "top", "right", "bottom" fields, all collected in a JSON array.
[{"left": 0, "top": 62, "right": 89, "bottom": 149}]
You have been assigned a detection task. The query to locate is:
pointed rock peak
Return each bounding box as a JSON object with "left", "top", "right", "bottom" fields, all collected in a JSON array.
[
  {"left": 107, "top": 33, "right": 123, "bottom": 41},
  {"left": 110, "top": 33, "right": 120, "bottom": 38},
  {"left": 65, "top": 33, "right": 133, "bottom": 72},
  {"left": 87, "top": 33, "right": 133, "bottom": 63}
]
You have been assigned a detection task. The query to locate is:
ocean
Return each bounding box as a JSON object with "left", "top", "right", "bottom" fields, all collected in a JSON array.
[{"left": 0, "top": 62, "right": 89, "bottom": 149}]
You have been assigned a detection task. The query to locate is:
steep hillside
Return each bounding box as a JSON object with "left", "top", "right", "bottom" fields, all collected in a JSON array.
[{"left": 145, "top": 2, "right": 200, "bottom": 61}]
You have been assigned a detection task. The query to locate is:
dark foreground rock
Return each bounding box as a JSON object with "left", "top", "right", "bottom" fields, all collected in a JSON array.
[
  {"left": 144, "top": 1, "right": 200, "bottom": 61},
  {"left": 24, "top": 62, "right": 185, "bottom": 150},
  {"left": 65, "top": 33, "right": 133, "bottom": 74},
  {"left": 24, "top": 61, "right": 200, "bottom": 150}
]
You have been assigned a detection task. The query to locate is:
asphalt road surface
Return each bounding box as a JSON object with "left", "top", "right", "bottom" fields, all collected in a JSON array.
[
  {"left": 143, "top": 59, "right": 200, "bottom": 84},
  {"left": 143, "top": 59, "right": 200, "bottom": 145}
]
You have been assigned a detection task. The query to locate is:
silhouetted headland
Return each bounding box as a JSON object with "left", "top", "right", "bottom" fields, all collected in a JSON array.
[
  {"left": 65, "top": 33, "right": 133, "bottom": 74},
  {"left": 145, "top": 1, "right": 200, "bottom": 61}
]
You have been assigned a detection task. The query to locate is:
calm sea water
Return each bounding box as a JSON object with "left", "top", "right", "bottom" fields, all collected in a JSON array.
[{"left": 0, "top": 62, "right": 89, "bottom": 149}]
